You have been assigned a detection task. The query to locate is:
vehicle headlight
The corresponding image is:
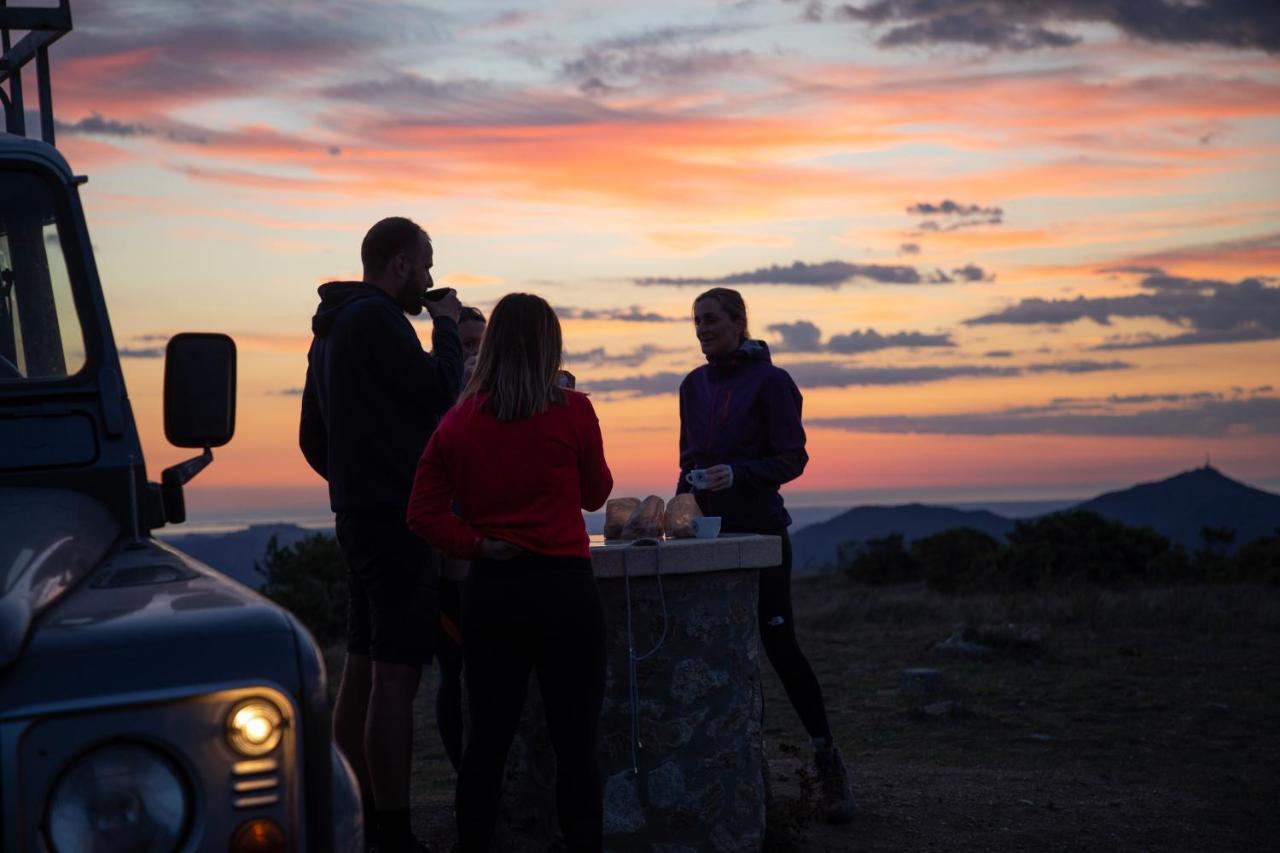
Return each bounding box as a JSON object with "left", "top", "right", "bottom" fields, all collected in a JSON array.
[
  {"left": 226, "top": 698, "right": 284, "bottom": 757},
  {"left": 46, "top": 743, "right": 189, "bottom": 853}
]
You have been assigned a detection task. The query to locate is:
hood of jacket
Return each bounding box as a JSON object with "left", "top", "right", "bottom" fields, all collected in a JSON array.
[
  {"left": 707, "top": 338, "right": 772, "bottom": 368},
  {"left": 311, "top": 280, "right": 388, "bottom": 336}
]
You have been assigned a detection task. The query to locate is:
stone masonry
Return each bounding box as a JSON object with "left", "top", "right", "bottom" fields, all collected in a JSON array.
[{"left": 460, "top": 535, "right": 780, "bottom": 852}]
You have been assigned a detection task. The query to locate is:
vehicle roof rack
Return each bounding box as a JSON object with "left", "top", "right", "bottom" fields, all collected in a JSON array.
[{"left": 0, "top": 0, "right": 72, "bottom": 145}]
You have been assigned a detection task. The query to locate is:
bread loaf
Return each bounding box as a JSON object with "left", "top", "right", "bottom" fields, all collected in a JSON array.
[
  {"left": 604, "top": 497, "right": 640, "bottom": 539},
  {"left": 664, "top": 493, "right": 703, "bottom": 538},
  {"left": 622, "top": 495, "right": 665, "bottom": 540}
]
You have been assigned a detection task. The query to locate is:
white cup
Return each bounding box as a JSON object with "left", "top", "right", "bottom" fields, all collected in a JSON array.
[
  {"left": 685, "top": 469, "right": 709, "bottom": 489},
  {"left": 692, "top": 516, "right": 721, "bottom": 539}
]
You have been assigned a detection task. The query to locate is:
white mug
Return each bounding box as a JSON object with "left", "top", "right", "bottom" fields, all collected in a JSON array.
[
  {"left": 685, "top": 469, "right": 709, "bottom": 489},
  {"left": 691, "top": 516, "right": 721, "bottom": 539}
]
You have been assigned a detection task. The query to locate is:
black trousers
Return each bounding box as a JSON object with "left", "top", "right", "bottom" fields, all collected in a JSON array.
[
  {"left": 759, "top": 530, "right": 832, "bottom": 742},
  {"left": 456, "top": 554, "right": 606, "bottom": 852}
]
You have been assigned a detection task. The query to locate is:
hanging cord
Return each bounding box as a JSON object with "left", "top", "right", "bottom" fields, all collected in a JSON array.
[{"left": 623, "top": 538, "right": 670, "bottom": 776}]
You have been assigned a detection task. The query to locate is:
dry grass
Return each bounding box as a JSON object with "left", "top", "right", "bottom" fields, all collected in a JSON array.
[{"left": 325, "top": 578, "right": 1280, "bottom": 851}]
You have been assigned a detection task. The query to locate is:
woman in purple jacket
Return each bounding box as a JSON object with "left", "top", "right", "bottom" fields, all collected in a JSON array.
[{"left": 677, "top": 287, "right": 857, "bottom": 824}]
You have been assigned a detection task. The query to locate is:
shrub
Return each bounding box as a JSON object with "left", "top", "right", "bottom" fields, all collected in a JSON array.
[
  {"left": 1000, "top": 510, "right": 1169, "bottom": 588},
  {"left": 1144, "top": 544, "right": 1200, "bottom": 584},
  {"left": 839, "top": 533, "right": 921, "bottom": 585},
  {"left": 911, "top": 528, "right": 1003, "bottom": 593},
  {"left": 257, "top": 533, "right": 348, "bottom": 642},
  {"left": 1231, "top": 529, "right": 1280, "bottom": 585}
]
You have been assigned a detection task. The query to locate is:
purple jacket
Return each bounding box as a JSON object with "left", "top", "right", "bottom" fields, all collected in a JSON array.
[{"left": 676, "top": 340, "right": 808, "bottom": 532}]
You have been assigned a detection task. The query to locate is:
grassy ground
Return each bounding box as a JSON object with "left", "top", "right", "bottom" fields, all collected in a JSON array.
[{"left": 329, "top": 577, "right": 1280, "bottom": 851}]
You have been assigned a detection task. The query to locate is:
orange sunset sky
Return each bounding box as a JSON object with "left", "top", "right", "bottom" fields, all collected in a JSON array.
[{"left": 37, "top": 0, "right": 1280, "bottom": 522}]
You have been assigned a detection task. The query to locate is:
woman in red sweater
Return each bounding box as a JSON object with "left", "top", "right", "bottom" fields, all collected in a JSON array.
[{"left": 407, "top": 293, "right": 613, "bottom": 852}]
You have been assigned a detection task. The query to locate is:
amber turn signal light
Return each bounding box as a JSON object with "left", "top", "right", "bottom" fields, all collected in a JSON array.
[{"left": 231, "top": 818, "right": 286, "bottom": 853}]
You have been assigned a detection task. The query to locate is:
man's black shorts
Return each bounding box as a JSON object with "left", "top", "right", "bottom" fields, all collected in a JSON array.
[{"left": 336, "top": 510, "right": 439, "bottom": 666}]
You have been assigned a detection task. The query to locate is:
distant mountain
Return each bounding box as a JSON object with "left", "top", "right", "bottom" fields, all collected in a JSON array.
[
  {"left": 1077, "top": 466, "right": 1280, "bottom": 550},
  {"left": 159, "top": 523, "right": 327, "bottom": 589},
  {"left": 791, "top": 504, "right": 1015, "bottom": 573},
  {"left": 161, "top": 467, "right": 1279, "bottom": 582}
]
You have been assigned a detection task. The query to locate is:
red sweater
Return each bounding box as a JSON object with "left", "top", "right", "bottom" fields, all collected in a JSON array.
[{"left": 407, "top": 390, "right": 613, "bottom": 560}]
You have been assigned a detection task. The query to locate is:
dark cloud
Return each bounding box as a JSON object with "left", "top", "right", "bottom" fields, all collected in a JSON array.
[
  {"left": 768, "top": 320, "right": 956, "bottom": 353},
  {"left": 965, "top": 272, "right": 1280, "bottom": 349},
  {"left": 907, "top": 200, "right": 1004, "bottom": 235},
  {"left": 583, "top": 356, "right": 1129, "bottom": 397},
  {"left": 906, "top": 200, "right": 1003, "bottom": 218},
  {"left": 899, "top": 242, "right": 920, "bottom": 255},
  {"left": 564, "top": 345, "right": 679, "bottom": 368},
  {"left": 584, "top": 371, "right": 686, "bottom": 396},
  {"left": 556, "top": 305, "right": 683, "bottom": 323},
  {"left": 63, "top": 1, "right": 446, "bottom": 100},
  {"left": 269, "top": 388, "right": 305, "bottom": 396},
  {"left": 913, "top": 216, "right": 1004, "bottom": 234},
  {"left": 1107, "top": 392, "right": 1220, "bottom": 404},
  {"left": 951, "top": 263, "right": 992, "bottom": 282},
  {"left": 1099, "top": 265, "right": 1167, "bottom": 276},
  {"left": 55, "top": 112, "right": 152, "bottom": 137},
  {"left": 984, "top": 350, "right": 1013, "bottom": 358},
  {"left": 118, "top": 347, "right": 164, "bottom": 359},
  {"left": 809, "top": 395, "right": 1280, "bottom": 437},
  {"left": 826, "top": 329, "right": 955, "bottom": 354},
  {"left": 1023, "top": 360, "right": 1131, "bottom": 374},
  {"left": 636, "top": 260, "right": 955, "bottom": 287},
  {"left": 560, "top": 24, "right": 753, "bottom": 91},
  {"left": 802, "top": 1, "right": 827, "bottom": 23},
  {"left": 834, "top": 1, "right": 1280, "bottom": 54},
  {"left": 767, "top": 321, "right": 824, "bottom": 352},
  {"left": 323, "top": 73, "right": 627, "bottom": 127}
]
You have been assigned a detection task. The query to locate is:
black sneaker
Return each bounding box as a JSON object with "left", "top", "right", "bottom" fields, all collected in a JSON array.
[{"left": 814, "top": 744, "right": 857, "bottom": 824}]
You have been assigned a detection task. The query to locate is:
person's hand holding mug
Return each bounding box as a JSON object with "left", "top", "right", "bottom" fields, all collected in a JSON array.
[
  {"left": 703, "top": 464, "right": 733, "bottom": 491},
  {"left": 686, "top": 465, "right": 732, "bottom": 491},
  {"left": 425, "top": 287, "right": 462, "bottom": 323}
]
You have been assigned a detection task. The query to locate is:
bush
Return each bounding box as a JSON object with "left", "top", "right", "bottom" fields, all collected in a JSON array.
[
  {"left": 257, "top": 533, "right": 347, "bottom": 642},
  {"left": 1144, "top": 544, "right": 1200, "bottom": 584},
  {"left": 911, "top": 528, "right": 1003, "bottom": 593},
  {"left": 839, "top": 533, "right": 921, "bottom": 585},
  {"left": 1000, "top": 510, "right": 1169, "bottom": 588},
  {"left": 1231, "top": 529, "right": 1280, "bottom": 585}
]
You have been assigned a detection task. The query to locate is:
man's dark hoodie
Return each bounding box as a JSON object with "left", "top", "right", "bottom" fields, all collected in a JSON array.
[
  {"left": 675, "top": 340, "right": 808, "bottom": 532},
  {"left": 300, "top": 281, "right": 463, "bottom": 514}
]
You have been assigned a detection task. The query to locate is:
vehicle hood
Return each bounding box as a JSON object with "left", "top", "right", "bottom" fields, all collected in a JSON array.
[
  {"left": 0, "top": 536, "right": 305, "bottom": 716},
  {"left": 0, "top": 488, "right": 120, "bottom": 668}
]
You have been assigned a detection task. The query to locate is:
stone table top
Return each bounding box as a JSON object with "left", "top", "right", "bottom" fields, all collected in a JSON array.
[{"left": 441, "top": 533, "right": 782, "bottom": 581}]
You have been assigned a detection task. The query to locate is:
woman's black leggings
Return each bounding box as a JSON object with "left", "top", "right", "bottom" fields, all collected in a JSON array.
[
  {"left": 456, "top": 554, "right": 606, "bottom": 853},
  {"left": 759, "top": 530, "right": 832, "bottom": 742}
]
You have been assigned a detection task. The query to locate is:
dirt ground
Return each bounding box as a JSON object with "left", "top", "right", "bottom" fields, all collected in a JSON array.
[{"left": 332, "top": 577, "right": 1280, "bottom": 851}]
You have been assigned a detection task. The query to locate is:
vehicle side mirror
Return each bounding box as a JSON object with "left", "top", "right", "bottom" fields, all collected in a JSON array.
[{"left": 164, "top": 333, "right": 236, "bottom": 448}]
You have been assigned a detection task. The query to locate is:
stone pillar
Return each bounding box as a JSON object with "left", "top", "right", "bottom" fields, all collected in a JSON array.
[
  {"left": 462, "top": 535, "right": 779, "bottom": 853},
  {"left": 596, "top": 566, "right": 765, "bottom": 853}
]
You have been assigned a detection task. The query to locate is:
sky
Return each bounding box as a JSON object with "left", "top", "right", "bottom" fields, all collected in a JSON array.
[{"left": 28, "top": 0, "right": 1280, "bottom": 521}]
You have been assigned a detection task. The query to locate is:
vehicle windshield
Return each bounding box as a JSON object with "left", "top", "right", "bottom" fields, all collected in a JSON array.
[{"left": 0, "top": 171, "right": 86, "bottom": 382}]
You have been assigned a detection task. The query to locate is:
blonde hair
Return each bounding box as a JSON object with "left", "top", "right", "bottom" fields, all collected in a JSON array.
[{"left": 460, "top": 293, "right": 564, "bottom": 421}]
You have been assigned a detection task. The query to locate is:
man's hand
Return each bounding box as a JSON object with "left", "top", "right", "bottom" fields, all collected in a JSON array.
[
  {"left": 477, "top": 537, "right": 525, "bottom": 560},
  {"left": 426, "top": 288, "right": 462, "bottom": 323},
  {"left": 704, "top": 464, "right": 733, "bottom": 492}
]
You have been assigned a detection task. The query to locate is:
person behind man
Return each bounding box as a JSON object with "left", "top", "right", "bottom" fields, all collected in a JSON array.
[
  {"left": 299, "top": 216, "right": 464, "bottom": 852},
  {"left": 407, "top": 293, "right": 612, "bottom": 852},
  {"left": 434, "top": 304, "right": 486, "bottom": 772},
  {"left": 675, "top": 286, "right": 857, "bottom": 824},
  {"left": 458, "top": 305, "right": 486, "bottom": 382}
]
